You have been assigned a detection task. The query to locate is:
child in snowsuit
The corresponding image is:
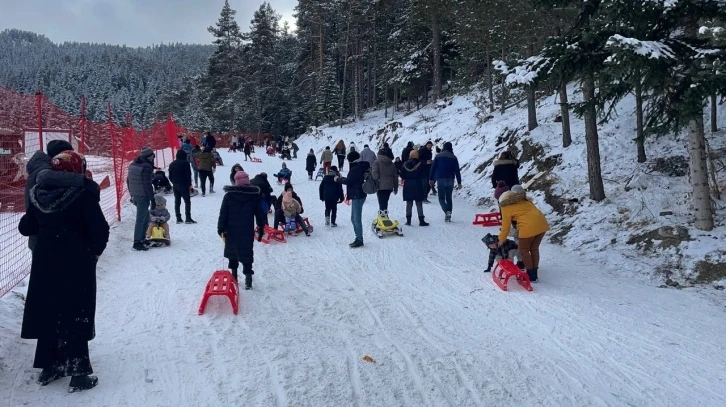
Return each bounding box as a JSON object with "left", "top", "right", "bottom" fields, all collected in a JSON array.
[
  {"left": 146, "top": 195, "right": 171, "bottom": 239},
  {"left": 481, "top": 233, "right": 520, "bottom": 273},
  {"left": 152, "top": 169, "right": 172, "bottom": 193},
  {"left": 319, "top": 166, "right": 345, "bottom": 227},
  {"left": 274, "top": 163, "right": 292, "bottom": 183},
  {"left": 281, "top": 190, "right": 310, "bottom": 236}
]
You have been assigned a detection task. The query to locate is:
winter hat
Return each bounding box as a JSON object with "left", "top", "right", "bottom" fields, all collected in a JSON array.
[
  {"left": 443, "top": 142, "right": 453, "bottom": 151},
  {"left": 347, "top": 151, "right": 360, "bottom": 162},
  {"left": 282, "top": 190, "right": 293, "bottom": 204},
  {"left": 282, "top": 162, "right": 287, "bottom": 168},
  {"left": 511, "top": 184, "right": 524, "bottom": 193},
  {"left": 329, "top": 166, "right": 338, "bottom": 173},
  {"left": 409, "top": 150, "right": 419, "bottom": 160},
  {"left": 141, "top": 146, "right": 154, "bottom": 159},
  {"left": 284, "top": 182, "right": 294, "bottom": 192},
  {"left": 325, "top": 146, "right": 331, "bottom": 150},
  {"left": 234, "top": 171, "right": 250, "bottom": 186},
  {"left": 51, "top": 150, "right": 84, "bottom": 174},
  {"left": 407, "top": 141, "right": 413, "bottom": 148},
  {"left": 154, "top": 194, "right": 167, "bottom": 207},
  {"left": 47, "top": 140, "right": 73, "bottom": 158},
  {"left": 232, "top": 163, "right": 243, "bottom": 172},
  {"left": 364, "top": 144, "right": 369, "bottom": 148},
  {"left": 384, "top": 142, "right": 390, "bottom": 148},
  {"left": 259, "top": 172, "right": 268, "bottom": 179},
  {"left": 494, "top": 180, "right": 510, "bottom": 200}
]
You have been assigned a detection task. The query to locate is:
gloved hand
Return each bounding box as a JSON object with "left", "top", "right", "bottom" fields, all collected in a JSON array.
[{"left": 456, "top": 184, "right": 463, "bottom": 190}]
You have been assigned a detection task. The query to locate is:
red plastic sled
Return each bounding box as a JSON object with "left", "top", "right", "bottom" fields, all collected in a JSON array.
[
  {"left": 473, "top": 212, "right": 501, "bottom": 227},
  {"left": 256, "top": 217, "right": 313, "bottom": 244},
  {"left": 198, "top": 270, "right": 239, "bottom": 315},
  {"left": 277, "top": 177, "right": 289, "bottom": 185},
  {"left": 251, "top": 157, "right": 262, "bottom": 163},
  {"left": 492, "top": 260, "right": 533, "bottom": 292}
]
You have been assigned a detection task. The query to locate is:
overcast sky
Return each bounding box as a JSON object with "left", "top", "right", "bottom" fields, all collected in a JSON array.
[{"left": 0, "top": 0, "right": 298, "bottom": 47}]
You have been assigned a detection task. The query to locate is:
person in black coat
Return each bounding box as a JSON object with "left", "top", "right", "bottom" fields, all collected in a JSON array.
[
  {"left": 305, "top": 149, "right": 317, "bottom": 179},
  {"left": 490, "top": 151, "right": 520, "bottom": 189},
  {"left": 218, "top": 171, "right": 266, "bottom": 289},
  {"left": 418, "top": 141, "right": 434, "bottom": 202},
  {"left": 399, "top": 150, "right": 429, "bottom": 226},
  {"left": 401, "top": 141, "right": 414, "bottom": 162},
  {"left": 168, "top": 149, "right": 196, "bottom": 224},
  {"left": 319, "top": 166, "right": 345, "bottom": 226},
  {"left": 335, "top": 151, "right": 370, "bottom": 247},
  {"left": 272, "top": 183, "right": 304, "bottom": 230},
  {"left": 380, "top": 142, "right": 395, "bottom": 160},
  {"left": 251, "top": 172, "right": 275, "bottom": 220},
  {"left": 18, "top": 150, "right": 109, "bottom": 393},
  {"left": 243, "top": 142, "right": 252, "bottom": 161}
]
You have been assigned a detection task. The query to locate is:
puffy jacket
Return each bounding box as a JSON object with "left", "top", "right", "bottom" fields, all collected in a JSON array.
[
  {"left": 430, "top": 150, "right": 461, "bottom": 184},
  {"left": 275, "top": 191, "right": 304, "bottom": 213},
  {"left": 127, "top": 155, "right": 155, "bottom": 199},
  {"left": 401, "top": 143, "right": 413, "bottom": 162},
  {"left": 498, "top": 191, "right": 549, "bottom": 241},
  {"left": 319, "top": 174, "right": 344, "bottom": 202},
  {"left": 360, "top": 147, "right": 377, "bottom": 166},
  {"left": 282, "top": 198, "right": 303, "bottom": 218},
  {"left": 218, "top": 185, "right": 266, "bottom": 264},
  {"left": 195, "top": 151, "right": 216, "bottom": 171},
  {"left": 275, "top": 168, "right": 292, "bottom": 180},
  {"left": 399, "top": 159, "right": 426, "bottom": 202},
  {"left": 168, "top": 150, "right": 192, "bottom": 189},
  {"left": 306, "top": 153, "right": 317, "bottom": 172},
  {"left": 251, "top": 174, "right": 274, "bottom": 203},
  {"left": 149, "top": 206, "right": 171, "bottom": 224},
  {"left": 181, "top": 142, "right": 193, "bottom": 155},
  {"left": 320, "top": 150, "right": 334, "bottom": 163},
  {"left": 491, "top": 159, "right": 520, "bottom": 188},
  {"left": 371, "top": 155, "right": 399, "bottom": 192},
  {"left": 339, "top": 160, "right": 370, "bottom": 200}
]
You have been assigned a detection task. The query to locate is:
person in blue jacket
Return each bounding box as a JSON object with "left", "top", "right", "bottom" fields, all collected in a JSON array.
[{"left": 429, "top": 142, "right": 462, "bottom": 222}]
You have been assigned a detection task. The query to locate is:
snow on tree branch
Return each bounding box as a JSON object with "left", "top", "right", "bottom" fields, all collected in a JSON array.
[
  {"left": 605, "top": 34, "right": 676, "bottom": 60},
  {"left": 498, "top": 56, "right": 551, "bottom": 86}
]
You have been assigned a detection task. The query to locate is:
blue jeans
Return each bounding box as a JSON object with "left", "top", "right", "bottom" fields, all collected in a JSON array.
[
  {"left": 351, "top": 198, "right": 366, "bottom": 242},
  {"left": 437, "top": 178, "right": 455, "bottom": 213},
  {"left": 133, "top": 195, "right": 151, "bottom": 243}
]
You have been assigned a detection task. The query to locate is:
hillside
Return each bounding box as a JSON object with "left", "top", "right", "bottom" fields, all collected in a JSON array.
[
  {"left": 0, "top": 29, "right": 213, "bottom": 126},
  {"left": 295, "top": 88, "right": 726, "bottom": 288}
]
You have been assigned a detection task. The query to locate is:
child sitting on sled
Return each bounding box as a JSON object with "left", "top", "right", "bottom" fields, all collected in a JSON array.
[
  {"left": 146, "top": 195, "right": 172, "bottom": 240},
  {"left": 152, "top": 169, "right": 172, "bottom": 193},
  {"left": 274, "top": 163, "right": 292, "bottom": 183},
  {"left": 281, "top": 190, "right": 310, "bottom": 236},
  {"left": 482, "top": 231, "right": 522, "bottom": 273}
]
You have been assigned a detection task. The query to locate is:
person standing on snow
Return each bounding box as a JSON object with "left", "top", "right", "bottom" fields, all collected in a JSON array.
[
  {"left": 218, "top": 171, "right": 267, "bottom": 289},
  {"left": 19, "top": 150, "right": 109, "bottom": 393},
  {"left": 189, "top": 145, "right": 201, "bottom": 188},
  {"left": 335, "top": 151, "right": 369, "bottom": 248},
  {"left": 194, "top": 146, "right": 216, "bottom": 196},
  {"left": 250, "top": 172, "right": 275, "bottom": 221},
  {"left": 168, "top": 149, "right": 196, "bottom": 224},
  {"left": 380, "top": 142, "right": 395, "bottom": 160},
  {"left": 371, "top": 149, "right": 399, "bottom": 212},
  {"left": 360, "top": 144, "right": 377, "bottom": 167},
  {"left": 306, "top": 149, "right": 317, "bottom": 180},
  {"left": 429, "top": 142, "right": 462, "bottom": 222},
  {"left": 399, "top": 149, "right": 429, "bottom": 226},
  {"left": 418, "top": 141, "right": 434, "bottom": 203},
  {"left": 319, "top": 165, "right": 345, "bottom": 227},
  {"left": 127, "top": 146, "right": 156, "bottom": 251},
  {"left": 401, "top": 141, "right": 414, "bottom": 162},
  {"left": 291, "top": 141, "right": 300, "bottom": 159},
  {"left": 320, "top": 146, "right": 334, "bottom": 174},
  {"left": 334, "top": 140, "right": 347, "bottom": 170},
  {"left": 243, "top": 141, "right": 252, "bottom": 161}
]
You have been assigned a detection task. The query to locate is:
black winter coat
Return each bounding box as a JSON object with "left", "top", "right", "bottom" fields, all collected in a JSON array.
[
  {"left": 306, "top": 153, "right": 317, "bottom": 172},
  {"left": 168, "top": 150, "right": 192, "bottom": 189},
  {"left": 127, "top": 155, "right": 155, "bottom": 198},
  {"left": 244, "top": 143, "right": 251, "bottom": 154},
  {"left": 491, "top": 159, "right": 520, "bottom": 188},
  {"left": 319, "top": 174, "right": 345, "bottom": 202},
  {"left": 380, "top": 147, "right": 394, "bottom": 160},
  {"left": 19, "top": 177, "right": 110, "bottom": 341},
  {"left": 400, "top": 159, "right": 426, "bottom": 202},
  {"left": 419, "top": 146, "right": 433, "bottom": 164},
  {"left": 218, "top": 185, "right": 266, "bottom": 264},
  {"left": 339, "top": 160, "right": 370, "bottom": 200},
  {"left": 401, "top": 146, "right": 413, "bottom": 162},
  {"left": 251, "top": 175, "right": 274, "bottom": 204}
]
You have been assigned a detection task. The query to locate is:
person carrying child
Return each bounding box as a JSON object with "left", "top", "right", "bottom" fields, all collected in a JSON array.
[
  {"left": 146, "top": 195, "right": 171, "bottom": 241},
  {"left": 306, "top": 149, "right": 317, "bottom": 180},
  {"left": 273, "top": 162, "right": 292, "bottom": 183},
  {"left": 281, "top": 190, "right": 310, "bottom": 236},
  {"left": 319, "top": 165, "right": 344, "bottom": 227}
]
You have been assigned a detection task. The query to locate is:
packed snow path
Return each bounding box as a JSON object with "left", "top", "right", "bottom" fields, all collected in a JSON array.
[{"left": 2, "top": 150, "right": 726, "bottom": 407}]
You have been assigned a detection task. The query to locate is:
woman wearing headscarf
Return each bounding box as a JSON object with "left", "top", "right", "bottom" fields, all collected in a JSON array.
[{"left": 18, "top": 150, "right": 110, "bottom": 393}]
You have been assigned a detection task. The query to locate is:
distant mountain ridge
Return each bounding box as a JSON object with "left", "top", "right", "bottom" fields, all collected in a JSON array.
[{"left": 0, "top": 29, "right": 213, "bottom": 127}]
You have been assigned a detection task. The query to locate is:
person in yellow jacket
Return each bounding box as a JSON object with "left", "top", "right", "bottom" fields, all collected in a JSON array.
[{"left": 498, "top": 185, "right": 549, "bottom": 282}]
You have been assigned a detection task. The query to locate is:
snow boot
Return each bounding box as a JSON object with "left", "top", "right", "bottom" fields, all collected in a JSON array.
[
  {"left": 132, "top": 242, "right": 148, "bottom": 251},
  {"left": 245, "top": 275, "right": 253, "bottom": 290},
  {"left": 68, "top": 375, "right": 98, "bottom": 393},
  {"left": 231, "top": 268, "right": 238, "bottom": 281},
  {"left": 405, "top": 216, "right": 412, "bottom": 226},
  {"left": 419, "top": 216, "right": 429, "bottom": 226},
  {"left": 445, "top": 211, "right": 452, "bottom": 222},
  {"left": 484, "top": 267, "right": 491, "bottom": 273},
  {"left": 331, "top": 222, "right": 337, "bottom": 227},
  {"left": 176, "top": 217, "right": 183, "bottom": 224},
  {"left": 325, "top": 216, "right": 330, "bottom": 226},
  {"left": 185, "top": 218, "right": 197, "bottom": 224},
  {"left": 516, "top": 261, "right": 525, "bottom": 270},
  {"left": 38, "top": 368, "right": 65, "bottom": 386},
  {"left": 209, "top": 186, "right": 216, "bottom": 194},
  {"left": 527, "top": 269, "right": 538, "bottom": 283},
  {"left": 349, "top": 239, "right": 364, "bottom": 248}
]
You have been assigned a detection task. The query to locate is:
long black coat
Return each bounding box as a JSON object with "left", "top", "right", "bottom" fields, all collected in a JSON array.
[
  {"left": 319, "top": 174, "right": 345, "bottom": 202},
  {"left": 168, "top": 150, "right": 192, "bottom": 190},
  {"left": 218, "top": 185, "right": 266, "bottom": 264},
  {"left": 251, "top": 174, "right": 274, "bottom": 203},
  {"left": 18, "top": 177, "right": 110, "bottom": 341},
  {"left": 306, "top": 153, "right": 317, "bottom": 172},
  {"left": 339, "top": 160, "right": 370, "bottom": 200},
  {"left": 491, "top": 159, "right": 520, "bottom": 188},
  {"left": 400, "top": 159, "right": 426, "bottom": 202}
]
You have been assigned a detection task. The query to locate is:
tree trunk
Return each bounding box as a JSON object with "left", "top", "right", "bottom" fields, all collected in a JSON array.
[
  {"left": 711, "top": 94, "right": 718, "bottom": 133},
  {"left": 339, "top": 4, "right": 352, "bottom": 128},
  {"left": 384, "top": 77, "right": 388, "bottom": 119},
  {"left": 582, "top": 74, "right": 606, "bottom": 201},
  {"left": 372, "top": 15, "right": 377, "bottom": 108},
  {"left": 526, "top": 43, "right": 538, "bottom": 131},
  {"left": 393, "top": 85, "right": 397, "bottom": 120},
  {"left": 486, "top": 42, "right": 494, "bottom": 113},
  {"left": 431, "top": 15, "right": 442, "bottom": 102},
  {"left": 319, "top": 23, "right": 324, "bottom": 80},
  {"left": 635, "top": 77, "right": 646, "bottom": 163},
  {"left": 688, "top": 113, "right": 714, "bottom": 230},
  {"left": 559, "top": 82, "right": 572, "bottom": 148},
  {"left": 366, "top": 41, "right": 372, "bottom": 109}
]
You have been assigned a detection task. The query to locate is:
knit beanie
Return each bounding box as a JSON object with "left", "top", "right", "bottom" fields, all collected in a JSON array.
[
  {"left": 140, "top": 147, "right": 154, "bottom": 159},
  {"left": 234, "top": 171, "right": 250, "bottom": 186},
  {"left": 51, "top": 150, "right": 84, "bottom": 174},
  {"left": 47, "top": 140, "right": 74, "bottom": 158},
  {"left": 494, "top": 181, "right": 510, "bottom": 200},
  {"left": 511, "top": 184, "right": 524, "bottom": 193}
]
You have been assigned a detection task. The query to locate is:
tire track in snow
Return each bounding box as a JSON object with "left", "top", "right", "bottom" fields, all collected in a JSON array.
[
  {"left": 238, "top": 319, "right": 287, "bottom": 407},
  {"left": 337, "top": 325, "right": 363, "bottom": 407}
]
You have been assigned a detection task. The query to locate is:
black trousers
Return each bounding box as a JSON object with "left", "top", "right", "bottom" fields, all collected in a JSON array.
[
  {"left": 34, "top": 337, "right": 92, "bottom": 376},
  {"left": 199, "top": 170, "right": 214, "bottom": 194},
  {"left": 376, "top": 190, "right": 392, "bottom": 211},
  {"left": 228, "top": 261, "right": 253, "bottom": 276},
  {"left": 173, "top": 187, "right": 191, "bottom": 220},
  {"left": 337, "top": 156, "right": 345, "bottom": 170},
  {"left": 324, "top": 200, "right": 338, "bottom": 224}
]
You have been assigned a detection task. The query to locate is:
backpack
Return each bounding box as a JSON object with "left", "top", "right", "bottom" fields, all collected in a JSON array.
[{"left": 362, "top": 169, "right": 378, "bottom": 195}]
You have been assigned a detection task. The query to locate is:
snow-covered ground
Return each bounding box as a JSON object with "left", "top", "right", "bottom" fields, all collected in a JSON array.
[{"left": 1, "top": 150, "right": 725, "bottom": 406}]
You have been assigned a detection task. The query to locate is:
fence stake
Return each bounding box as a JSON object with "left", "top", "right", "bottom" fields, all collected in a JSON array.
[
  {"left": 35, "top": 90, "right": 44, "bottom": 152},
  {"left": 80, "top": 96, "right": 86, "bottom": 154}
]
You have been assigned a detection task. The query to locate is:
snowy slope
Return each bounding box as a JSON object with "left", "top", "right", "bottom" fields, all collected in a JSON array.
[
  {"left": 1, "top": 150, "right": 725, "bottom": 406},
  {"left": 296, "top": 91, "right": 726, "bottom": 287}
]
